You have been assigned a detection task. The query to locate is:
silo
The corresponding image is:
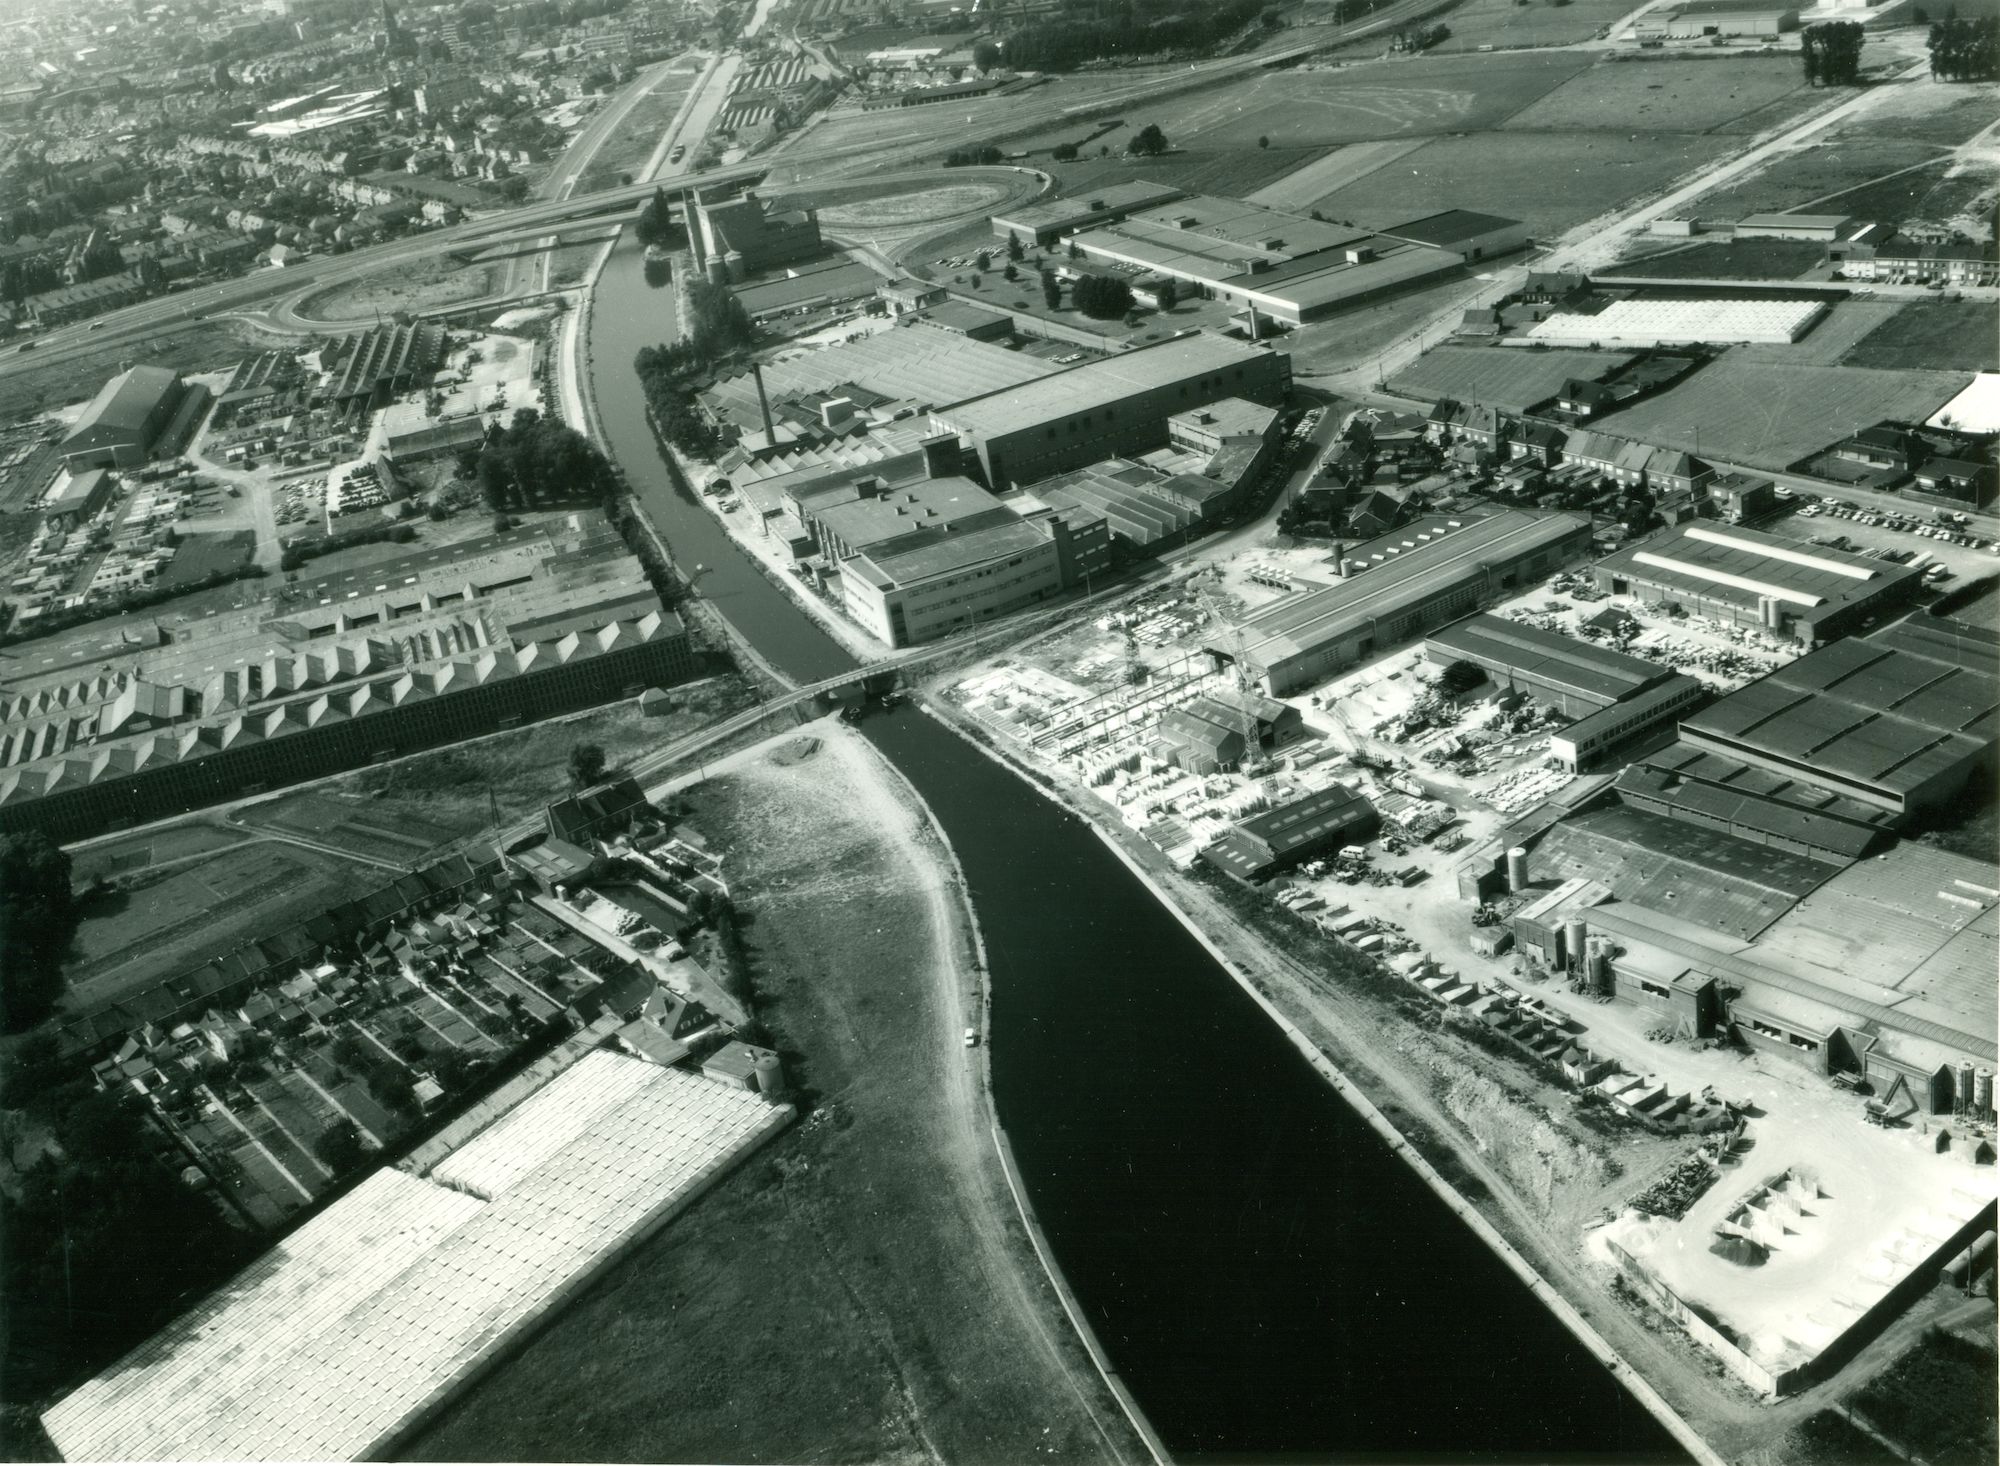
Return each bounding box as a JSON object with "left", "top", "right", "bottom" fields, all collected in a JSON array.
[
  {"left": 1563, "top": 919, "right": 1588, "bottom": 973},
  {"left": 1506, "top": 847, "right": 1530, "bottom": 893},
  {"left": 752, "top": 1051, "right": 785, "bottom": 1095},
  {"left": 1588, "top": 938, "right": 1611, "bottom": 995},
  {"left": 1977, "top": 1068, "right": 1994, "bottom": 1115},
  {"left": 1959, "top": 1060, "right": 1977, "bottom": 1111}
]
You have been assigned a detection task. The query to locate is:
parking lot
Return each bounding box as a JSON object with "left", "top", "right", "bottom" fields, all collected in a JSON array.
[{"left": 1771, "top": 491, "right": 1997, "bottom": 586}]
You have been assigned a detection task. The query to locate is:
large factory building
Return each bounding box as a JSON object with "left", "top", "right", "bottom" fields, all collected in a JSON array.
[
  {"left": 1217, "top": 512, "right": 1592, "bottom": 695},
  {"left": 929, "top": 330, "right": 1290, "bottom": 490},
  {"left": 1676, "top": 616, "right": 1998, "bottom": 823},
  {"left": 1592, "top": 522, "right": 1921, "bottom": 646}
]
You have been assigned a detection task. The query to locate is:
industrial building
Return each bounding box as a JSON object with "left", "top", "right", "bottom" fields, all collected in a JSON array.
[
  {"left": 1201, "top": 782, "right": 1378, "bottom": 880},
  {"left": 0, "top": 518, "right": 694, "bottom": 840},
  {"left": 1217, "top": 512, "right": 1593, "bottom": 695},
  {"left": 930, "top": 330, "right": 1290, "bottom": 490},
  {"left": 772, "top": 439, "right": 1110, "bottom": 647},
  {"left": 1592, "top": 522, "right": 1921, "bottom": 645},
  {"left": 40, "top": 1052, "right": 789, "bottom": 1461},
  {"left": 689, "top": 188, "right": 823, "bottom": 280},
  {"left": 58, "top": 365, "right": 189, "bottom": 469},
  {"left": 1675, "top": 615, "right": 1999, "bottom": 823},
  {"left": 989, "top": 180, "right": 1187, "bottom": 248},
  {"left": 1547, "top": 674, "right": 1707, "bottom": 770},
  {"left": 1154, "top": 684, "right": 1303, "bottom": 774},
  {"left": 1632, "top": 1, "right": 1800, "bottom": 38},
  {"left": 320, "top": 321, "right": 448, "bottom": 412},
  {"left": 1061, "top": 195, "right": 1526, "bottom": 326},
  {"left": 1613, "top": 741, "right": 1897, "bottom": 862},
  {"left": 1510, "top": 840, "right": 1996, "bottom": 1115},
  {"left": 42, "top": 466, "right": 114, "bottom": 530}
]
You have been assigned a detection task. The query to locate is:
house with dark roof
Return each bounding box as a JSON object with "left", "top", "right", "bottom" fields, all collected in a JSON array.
[{"left": 546, "top": 776, "right": 653, "bottom": 846}]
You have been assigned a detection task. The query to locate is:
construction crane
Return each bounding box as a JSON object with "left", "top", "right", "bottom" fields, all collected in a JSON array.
[{"left": 1193, "top": 582, "right": 1251, "bottom": 691}]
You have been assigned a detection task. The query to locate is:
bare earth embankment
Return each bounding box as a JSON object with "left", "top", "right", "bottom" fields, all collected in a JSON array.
[{"left": 402, "top": 722, "right": 1140, "bottom": 1465}]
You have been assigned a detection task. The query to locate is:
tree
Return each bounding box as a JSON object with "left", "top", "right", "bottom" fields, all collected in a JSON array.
[
  {"left": 972, "top": 38, "right": 1002, "bottom": 69},
  {"left": 634, "top": 186, "right": 675, "bottom": 248},
  {"left": 1258, "top": 134, "right": 1271, "bottom": 149},
  {"left": 1073, "top": 274, "right": 1134, "bottom": 320},
  {"left": 311, "top": 1120, "right": 365, "bottom": 1175},
  {"left": 1006, "top": 232, "right": 1024, "bottom": 262},
  {"left": 1003, "top": 261, "right": 1018, "bottom": 282},
  {"left": 1, "top": 833, "right": 77, "bottom": 1032},
  {"left": 1127, "top": 122, "right": 1169, "bottom": 157},
  {"left": 1926, "top": 16, "right": 1997, "bottom": 79},
  {"left": 1041, "top": 270, "right": 1061, "bottom": 310},
  {"left": 568, "top": 742, "right": 607, "bottom": 787},
  {"left": 1438, "top": 659, "right": 1486, "bottom": 698},
  {"left": 1800, "top": 20, "right": 1865, "bottom": 85},
  {"left": 1154, "top": 276, "right": 1178, "bottom": 310},
  {"left": 1051, "top": 141, "right": 1079, "bottom": 161},
  {"left": 974, "top": 248, "right": 991, "bottom": 271}
]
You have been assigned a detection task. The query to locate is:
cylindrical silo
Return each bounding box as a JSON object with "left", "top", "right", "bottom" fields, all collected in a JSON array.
[
  {"left": 1506, "top": 847, "right": 1530, "bottom": 893},
  {"left": 752, "top": 1051, "right": 785, "bottom": 1095},
  {"left": 1976, "top": 1068, "right": 1993, "bottom": 1115},
  {"left": 1589, "top": 940, "right": 1611, "bottom": 996},
  {"left": 1959, "top": 1061, "right": 1977, "bottom": 1112},
  {"left": 1966, "top": 1232, "right": 1996, "bottom": 1290},
  {"left": 1563, "top": 919, "right": 1588, "bottom": 972}
]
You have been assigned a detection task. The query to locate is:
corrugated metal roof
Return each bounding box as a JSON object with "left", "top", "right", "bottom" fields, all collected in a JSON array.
[{"left": 1426, "top": 612, "right": 1669, "bottom": 706}]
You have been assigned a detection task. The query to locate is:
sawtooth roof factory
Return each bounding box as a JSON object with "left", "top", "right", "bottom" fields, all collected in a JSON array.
[
  {"left": 1215, "top": 512, "right": 1593, "bottom": 695},
  {"left": 1054, "top": 191, "right": 1529, "bottom": 327},
  {"left": 1592, "top": 522, "right": 1922, "bottom": 646},
  {"left": 0, "top": 518, "right": 693, "bottom": 841}
]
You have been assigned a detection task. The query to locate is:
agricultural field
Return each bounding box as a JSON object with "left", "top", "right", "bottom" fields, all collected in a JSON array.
[
  {"left": 1842, "top": 300, "right": 2000, "bottom": 373},
  {"left": 1689, "top": 135, "right": 1995, "bottom": 232},
  {"left": 1310, "top": 130, "right": 1719, "bottom": 238},
  {"left": 1499, "top": 56, "right": 1820, "bottom": 136},
  {"left": 1034, "top": 145, "right": 1334, "bottom": 205},
  {"left": 1596, "top": 357, "right": 1974, "bottom": 470},
  {"left": 1611, "top": 238, "right": 1827, "bottom": 279},
  {"left": 1386, "top": 343, "right": 1632, "bottom": 413}
]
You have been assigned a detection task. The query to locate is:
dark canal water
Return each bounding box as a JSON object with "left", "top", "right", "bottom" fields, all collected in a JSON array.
[{"left": 591, "top": 233, "right": 1684, "bottom": 1463}]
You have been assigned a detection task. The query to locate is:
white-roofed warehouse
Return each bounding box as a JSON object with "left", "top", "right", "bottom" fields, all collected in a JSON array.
[{"left": 40, "top": 1051, "right": 790, "bottom": 1462}]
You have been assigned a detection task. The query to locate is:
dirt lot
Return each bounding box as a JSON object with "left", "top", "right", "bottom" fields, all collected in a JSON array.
[
  {"left": 1842, "top": 299, "right": 2000, "bottom": 373},
  {"left": 296, "top": 258, "right": 500, "bottom": 323},
  {"left": 404, "top": 725, "right": 1142, "bottom": 1465},
  {"left": 0, "top": 319, "right": 264, "bottom": 422},
  {"left": 1612, "top": 239, "right": 1826, "bottom": 280}
]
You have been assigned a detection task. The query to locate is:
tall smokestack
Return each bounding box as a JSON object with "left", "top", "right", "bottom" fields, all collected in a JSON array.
[
  {"left": 751, "top": 360, "right": 775, "bottom": 445},
  {"left": 1246, "top": 304, "right": 1262, "bottom": 342}
]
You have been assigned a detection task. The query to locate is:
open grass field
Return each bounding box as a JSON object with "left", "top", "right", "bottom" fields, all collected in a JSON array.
[
  {"left": 1690, "top": 138, "right": 1972, "bottom": 221},
  {"left": 1597, "top": 357, "right": 1974, "bottom": 470},
  {"left": 1850, "top": 81, "right": 2000, "bottom": 147},
  {"left": 1417, "top": 0, "right": 1633, "bottom": 52},
  {"left": 404, "top": 727, "right": 1137, "bottom": 1465},
  {"left": 69, "top": 820, "right": 249, "bottom": 883},
  {"left": 234, "top": 789, "right": 469, "bottom": 866},
  {"left": 583, "top": 69, "right": 698, "bottom": 181},
  {"left": 1847, "top": 1327, "right": 1998, "bottom": 1466},
  {"left": 1611, "top": 238, "right": 1827, "bottom": 279},
  {"left": 296, "top": 257, "right": 499, "bottom": 324},
  {"left": 62, "top": 838, "right": 376, "bottom": 1016},
  {"left": 158, "top": 529, "right": 256, "bottom": 587},
  {"left": 1842, "top": 300, "right": 2000, "bottom": 373},
  {"left": 1500, "top": 56, "right": 1818, "bottom": 136},
  {"left": 1386, "top": 342, "right": 1633, "bottom": 412},
  {"left": 1311, "top": 129, "right": 1717, "bottom": 238},
  {"left": 1037, "top": 145, "right": 1333, "bottom": 203}
]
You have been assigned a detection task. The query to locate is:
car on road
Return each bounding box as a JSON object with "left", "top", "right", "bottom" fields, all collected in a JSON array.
[{"left": 963, "top": 1027, "right": 978, "bottom": 1048}]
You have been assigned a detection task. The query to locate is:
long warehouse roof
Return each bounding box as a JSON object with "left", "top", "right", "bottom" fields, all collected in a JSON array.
[
  {"left": 935, "top": 331, "right": 1278, "bottom": 438},
  {"left": 41, "top": 1053, "right": 789, "bottom": 1462},
  {"left": 1231, "top": 512, "right": 1589, "bottom": 669},
  {"left": 1427, "top": 612, "right": 1670, "bottom": 706},
  {"left": 1599, "top": 522, "right": 1917, "bottom": 616}
]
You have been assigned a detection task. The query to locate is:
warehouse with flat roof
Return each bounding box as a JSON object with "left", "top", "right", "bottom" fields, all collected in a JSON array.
[
  {"left": 989, "top": 180, "right": 1188, "bottom": 247},
  {"left": 1217, "top": 512, "right": 1592, "bottom": 694},
  {"left": 41, "top": 1052, "right": 790, "bottom": 1462},
  {"left": 1676, "top": 616, "right": 1999, "bottom": 822},
  {"left": 59, "top": 365, "right": 187, "bottom": 469},
  {"left": 1592, "top": 521, "right": 1922, "bottom": 644},
  {"left": 930, "top": 330, "right": 1290, "bottom": 490}
]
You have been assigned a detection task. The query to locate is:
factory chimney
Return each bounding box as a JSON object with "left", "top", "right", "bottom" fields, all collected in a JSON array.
[
  {"left": 751, "top": 360, "right": 776, "bottom": 445},
  {"left": 1245, "top": 304, "right": 1262, "bottom": 342}
]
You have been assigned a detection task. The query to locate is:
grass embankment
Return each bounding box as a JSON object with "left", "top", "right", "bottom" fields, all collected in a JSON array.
[{"left": 403, "top": 726, "right": 1140, "bottom": 1464}]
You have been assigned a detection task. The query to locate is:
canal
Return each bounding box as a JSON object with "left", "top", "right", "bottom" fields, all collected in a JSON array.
[{"left": 590, "top": 232, "right": 1683, "bottom": 1461}]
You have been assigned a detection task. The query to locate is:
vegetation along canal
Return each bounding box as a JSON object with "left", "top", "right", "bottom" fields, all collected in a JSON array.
[{"left": 590, "top": 231, "right": 1682, "bottom": 1460}]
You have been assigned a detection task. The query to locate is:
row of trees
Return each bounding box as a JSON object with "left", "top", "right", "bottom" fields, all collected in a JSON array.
[
  {"left": 1926, "top": 16, "right": 1997, "bottom": 80},
  {"left": 1800, "top": 20, "right": 1865, "bottom": 87},
  {"left": 997, "top": 0, "right": 1276, "bottom": 71},
  {"left": 944, "top": 144, "right": 1005, "bottom": 167},
  {"left": 1072, "top": 273, "right": 1136, "bottom": 320},
  {"left": 633, "top": 277, "right": 754, "bottom": 460}
]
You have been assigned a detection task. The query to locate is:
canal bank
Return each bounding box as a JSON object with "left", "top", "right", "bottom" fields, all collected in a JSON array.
[{"left": 579, "top": 224, "right": 1689, "bottom": 1462}]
